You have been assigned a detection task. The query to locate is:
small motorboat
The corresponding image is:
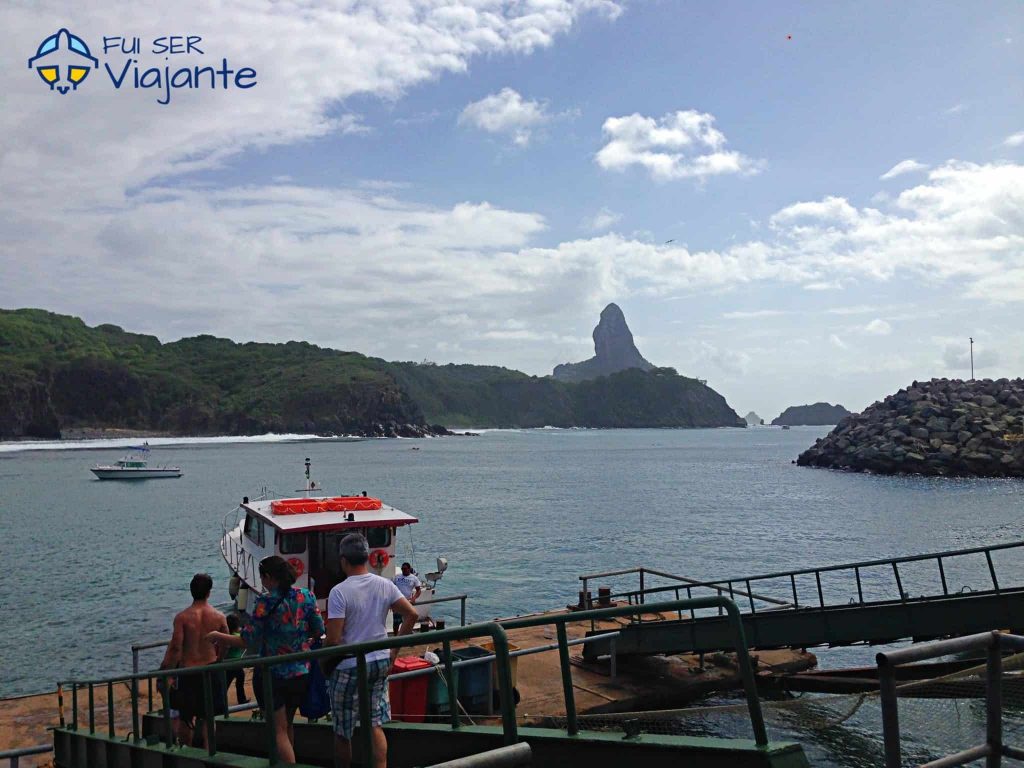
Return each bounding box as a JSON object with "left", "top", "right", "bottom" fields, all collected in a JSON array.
[{"left": 90, "top": 444, "right": 182, "bottom": 480}]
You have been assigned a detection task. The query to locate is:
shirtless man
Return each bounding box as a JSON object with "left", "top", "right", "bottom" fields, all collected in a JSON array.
[{"left": 159, "top": 573, "right": 229, "bottom": 747}]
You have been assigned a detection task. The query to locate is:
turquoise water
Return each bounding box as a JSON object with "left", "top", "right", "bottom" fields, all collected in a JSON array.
[{"left": 2, "top": 427, "right": 1023, "bottom": 764}]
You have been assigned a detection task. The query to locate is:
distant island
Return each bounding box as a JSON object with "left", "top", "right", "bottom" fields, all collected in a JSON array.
[
  {"left": 744, "top": 411, "right": 764, "bottom": 426},
  {"left": 772, "top": 403, "right": 852, "bottom": 426},
  {"left": 0, "top": 307, "right": 745, "bottom": 439},
  {"left": 797, "top": 378, "right": 1024, "bottom": 477}
]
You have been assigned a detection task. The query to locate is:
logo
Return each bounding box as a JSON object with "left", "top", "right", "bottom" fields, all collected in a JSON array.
[
  {"left": 28, "top": 28, "right": 98, "bottom": 94},
  {"left": 27, "top": 30, "right": 258, "bottom": 105}
]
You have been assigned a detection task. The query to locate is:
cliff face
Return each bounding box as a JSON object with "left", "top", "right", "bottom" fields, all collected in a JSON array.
[
  {"left": 0, "top": 372, "right": 61, "bottom": 438},
  {"left": 773, "top": 403, "right": 851, "bottom": 426},
  {"left": 552, "top": 304, "right": 654, "bottom": 383},
  {"left": 744, "top": 411, "right": 764, "bottom": 426},
  {"left": 797, "top": 379, "right": 1024, "bottom": 477}
]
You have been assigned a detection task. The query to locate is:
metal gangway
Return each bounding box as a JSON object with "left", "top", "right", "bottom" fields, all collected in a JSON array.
[{"left": 581, "top": 540, "right": 1024, "bottom": 661}]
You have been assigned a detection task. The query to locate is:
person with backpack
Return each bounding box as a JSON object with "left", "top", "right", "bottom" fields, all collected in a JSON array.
[{"left": 209, "top": 556, "right": 324, "bottom": 763}]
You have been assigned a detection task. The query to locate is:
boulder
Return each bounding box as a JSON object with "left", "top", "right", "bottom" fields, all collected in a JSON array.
[{"left": 796, "top": 378, "right": 1024, "bottom": 477}]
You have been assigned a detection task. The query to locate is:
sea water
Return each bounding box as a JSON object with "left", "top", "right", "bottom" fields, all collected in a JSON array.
[{"left": 1, "top": 427, "right": 1022, "bottom": 764}]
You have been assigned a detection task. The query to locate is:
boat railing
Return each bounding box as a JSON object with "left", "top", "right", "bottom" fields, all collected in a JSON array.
[
  {"left": 414, "top": 593, "right": 469, "bottom": 627},
  {"left": 584, "top": 539, "right": 1024, "bottom": 625},
  {"left": 62, "top": 596, "right": 769, "bottom": 766},
  {"left": 220, "top": 506, "right": 257, "bottom": 587},
  {"left": 877, "top": 630, "right": 1024, "bottom": 767}
]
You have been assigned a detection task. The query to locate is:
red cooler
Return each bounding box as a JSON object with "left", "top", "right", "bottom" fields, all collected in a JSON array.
[{"left": 389, "top": 656, "right": 433, "bottom": 723}]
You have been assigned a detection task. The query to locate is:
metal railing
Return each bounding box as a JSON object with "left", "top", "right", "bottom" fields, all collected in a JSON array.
[
  {"left": 416, "top": 593, "right": 469, "bottom": 627},
  {"left": 59, "top": 597, "right": 768, "bottom": 766},
  {"left": 579, "top": 567, "right": 792, "bottom": 629},
  {"left": 426, "top": 743, "right": 532, "bottom": 768},
  {"left": 62, "top": 622, "right": 517, "bottom": 767},
  {"left": 220, "top": 508, "right": 258, "bottom": 587},
  {"left": 590, "top": 540, "right": 1024, "bottom": 619},
  {"left": 0, "top": 745, "right": 52, "bottom": 768},
  {"left": 877, "top": 631, "right": 1024, "bottom": 767}
]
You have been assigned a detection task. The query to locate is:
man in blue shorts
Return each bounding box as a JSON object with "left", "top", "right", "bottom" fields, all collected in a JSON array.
[{"left": 326, "top": 534, "right": 418, "bottom": 768}]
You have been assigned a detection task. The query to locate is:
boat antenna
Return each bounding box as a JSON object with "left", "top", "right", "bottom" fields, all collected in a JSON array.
[{"left": 301, "top": 460, "right": 317, "bottom": 495}]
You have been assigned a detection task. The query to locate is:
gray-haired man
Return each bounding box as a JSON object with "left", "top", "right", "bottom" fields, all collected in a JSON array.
[{"left": 325, "top": 534, "right": 418, "bottom": 768}]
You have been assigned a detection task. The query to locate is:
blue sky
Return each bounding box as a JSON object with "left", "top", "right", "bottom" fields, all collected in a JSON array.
[{"left": 2, "top": 1, "right": 1023, "bottom": 419}]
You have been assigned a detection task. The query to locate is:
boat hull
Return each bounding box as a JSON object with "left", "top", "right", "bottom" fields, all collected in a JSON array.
[{"left": 91, "top": 468, "right": 182, "bottom": 480}]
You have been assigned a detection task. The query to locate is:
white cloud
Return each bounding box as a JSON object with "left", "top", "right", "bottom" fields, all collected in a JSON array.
[
  {"left": 595, "top": 110, "right": 761, "bottom": 181},
  {"left": 803, "top": 280, "right": 842, "bottom": 291},
  {"left": 863, "top": 318, "right": 892, "bottom": 335},
  {"left": 1, "top": 1, "right": 619, "bottom": 213},
  {"left": 945, "top": 103, "right": 968, "bottom": 115},
  {"left": 942, "top": 344, "right": 1000, "bottom": 370},
  {"left": 459, "top": 88, "right": 552, "bottom": 146},
  {"left": 829, "top": 334, "right": 848, "bottom": 349},
  {"left": 692, "top": 341, "right": 751, "bottom": 375},
  {"left": 1004, "top": 132, "right": 1024, "bottom": 148},
  {"left": 880, "top": 159, "right": 929, "bottom": 180},
  {"left": 582, "top": 207, "right": 621, "bottom": 231},
  {"left": 827, "top": 305, "right": 881, "bottom": 316},
  {"left": 5, "top": 160, "right": 1023, "bottom": 375},
  {"left": 722, "top": 310, "right": 790, "bottom": 320}
]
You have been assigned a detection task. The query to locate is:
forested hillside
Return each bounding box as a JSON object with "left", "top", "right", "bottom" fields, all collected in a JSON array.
[{"left": 0, "top": 309, "right": 744, "bottom": 438}]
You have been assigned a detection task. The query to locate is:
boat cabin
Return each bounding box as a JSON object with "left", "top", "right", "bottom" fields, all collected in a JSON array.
[{"left": 221, "top": 493, "right": 424, "bottom": 612}]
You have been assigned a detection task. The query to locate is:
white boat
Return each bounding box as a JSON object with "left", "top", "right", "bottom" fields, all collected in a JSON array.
[
  {"left": 90, "top": 445, "right": 182, "bottom": 479},
  {"left": 220, "top": 459, "right": 447, "bottom": 626}
]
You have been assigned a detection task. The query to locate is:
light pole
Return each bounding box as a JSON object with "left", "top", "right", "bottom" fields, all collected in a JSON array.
[{"left": 969, "top": 337, "right": 974, "bottom": 381}]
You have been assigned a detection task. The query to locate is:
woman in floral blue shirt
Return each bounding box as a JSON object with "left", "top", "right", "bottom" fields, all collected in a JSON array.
[{"left": 209, "top": 556, "right": 324, "bottom": 763}]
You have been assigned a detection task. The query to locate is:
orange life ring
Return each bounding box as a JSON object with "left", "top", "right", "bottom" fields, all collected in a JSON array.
[
  {"left": 287, "top": 558, "right": 305, "bottom": 578},
  {"left": 369, "top": 549, "right": 390, "bottom": 569}
]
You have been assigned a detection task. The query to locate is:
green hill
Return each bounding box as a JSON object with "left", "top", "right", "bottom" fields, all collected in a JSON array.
[{"left": 0, "top": 308, "right": 744, "bottom": 438}]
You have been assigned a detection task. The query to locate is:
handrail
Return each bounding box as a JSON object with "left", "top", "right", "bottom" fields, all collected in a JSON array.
[
  {"left": 497, "top": 596, "right": 767, "bottom": 746},
  {"left": 602, "top": 540, "right": 1024, "bottom": 610},
  {"left": 877, "top": 631, "right": 1024, "bottom": 767},
  {"left": 425, "top": 743, "right": 532, "bottom": 768},
  {"left": 64, "top": 596, "right": 769, "bottom": 765},
  {"left": 415, "top": 593, "right": 469, "bottom": 626},
  {"left": 0, "top": 744, "right": 53, "bottom": 768},
  {"left": 580, "top": 566, "right": 792, "bottom": 613},
  {"left": 63, "top": 622, "right": 518, "bottom": 767}
]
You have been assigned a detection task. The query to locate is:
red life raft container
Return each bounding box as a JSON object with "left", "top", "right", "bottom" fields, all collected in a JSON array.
[{"left": 271, "top": 496, "right": 383, "bottom": 515}]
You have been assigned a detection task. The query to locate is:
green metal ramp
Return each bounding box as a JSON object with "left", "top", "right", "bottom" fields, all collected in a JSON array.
[{"left": 583, "top": 541, "right": 1024, "bottom": 660}]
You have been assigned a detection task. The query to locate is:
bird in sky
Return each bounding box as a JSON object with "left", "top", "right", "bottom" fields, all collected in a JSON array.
[{"left": 664, "top": 239, "right": 675, "bottom": 244}]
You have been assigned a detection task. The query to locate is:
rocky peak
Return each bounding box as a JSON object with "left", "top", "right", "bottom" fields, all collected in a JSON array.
[{"left": 552, "top": 303, "right": 654, "bottom": 383}]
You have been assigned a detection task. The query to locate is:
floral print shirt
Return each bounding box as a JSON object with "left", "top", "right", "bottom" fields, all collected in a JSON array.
[{"left": 241, "top": 587, "right": 325, "bottom": 678}]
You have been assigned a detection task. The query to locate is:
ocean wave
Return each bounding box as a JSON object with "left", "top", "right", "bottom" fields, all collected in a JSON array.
[{"left": 0, "top": 433, "right": 360, "bottom": 453}]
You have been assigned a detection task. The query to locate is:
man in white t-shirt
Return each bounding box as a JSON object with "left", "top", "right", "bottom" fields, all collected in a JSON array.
[
  {"left": 325, "top": 534, "right": 418, "bottom": 768},
  {"left": 392, "top": 562, "right": 422, "bottom": 633}
]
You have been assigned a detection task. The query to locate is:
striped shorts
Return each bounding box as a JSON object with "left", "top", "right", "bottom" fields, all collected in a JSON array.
[{"left": 330, "top": 658, "right": 391, "bottom": 739}]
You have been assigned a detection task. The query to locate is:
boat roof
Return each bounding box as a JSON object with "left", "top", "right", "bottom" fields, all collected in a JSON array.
[{"left": 243, "top": 497, "right": 418, "bottom": 533}]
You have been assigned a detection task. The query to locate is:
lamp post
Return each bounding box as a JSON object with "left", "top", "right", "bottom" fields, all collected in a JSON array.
[{"left": 969, "top": 337, "right": 974, "bottom": 381}]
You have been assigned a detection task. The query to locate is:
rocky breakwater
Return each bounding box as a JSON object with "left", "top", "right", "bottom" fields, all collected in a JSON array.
[{"left": 796, "top": 378, "right": 1024, "bottom": 477}]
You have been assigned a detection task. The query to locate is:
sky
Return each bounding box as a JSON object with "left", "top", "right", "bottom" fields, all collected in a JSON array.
[{"left": 1, "top": 1, "right": 1023, "bottom": 420}]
